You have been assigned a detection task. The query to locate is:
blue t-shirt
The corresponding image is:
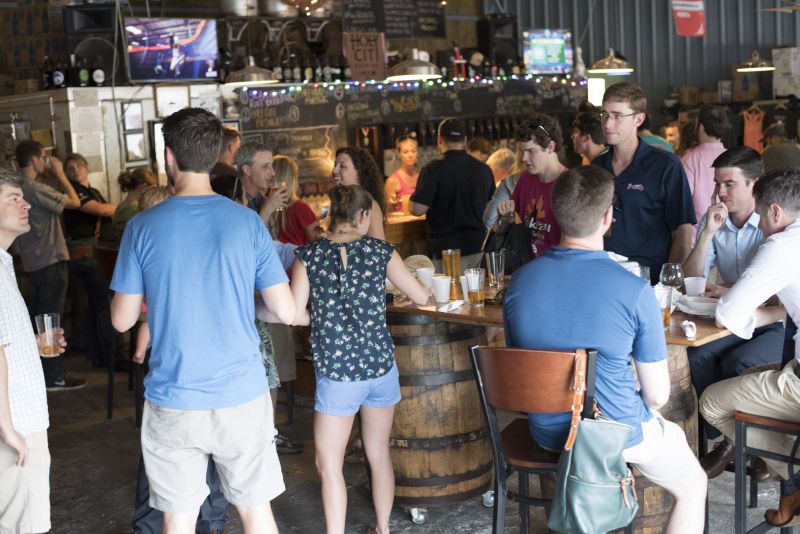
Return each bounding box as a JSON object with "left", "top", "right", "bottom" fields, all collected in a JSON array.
[
  {"left": 111, "top": 195, "right": 288, "bottom": 409},
  {"left": 593, "top": 141, "right": 696, "bottom": 283},
  {"left": 503, "top": 247, "right": 667, "bottom": 449}
]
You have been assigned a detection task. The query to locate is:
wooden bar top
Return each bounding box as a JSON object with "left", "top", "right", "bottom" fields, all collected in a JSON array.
[{"left": 387, "top": 298, "right": 730, "bottom": 348}]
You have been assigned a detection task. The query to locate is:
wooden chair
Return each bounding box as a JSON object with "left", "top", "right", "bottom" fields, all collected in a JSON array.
[
  {"left": 734, "top": 411, "right": 800, "bottom": 533},
  {"left": 470, "top": 345, "right": 634, "bottom": 534}
]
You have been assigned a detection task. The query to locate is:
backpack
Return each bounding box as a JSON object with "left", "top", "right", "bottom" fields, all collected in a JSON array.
[{"left": 482, "top": 217, "right": 535, "bottom": 275}]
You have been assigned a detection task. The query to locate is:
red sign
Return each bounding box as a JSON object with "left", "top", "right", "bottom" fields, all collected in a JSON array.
[{"left": 672, "top": 0, "right": 706, "bottom": 37}]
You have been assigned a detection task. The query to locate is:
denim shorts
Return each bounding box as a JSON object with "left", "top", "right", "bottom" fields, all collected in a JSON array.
[{"left": 315, "top": 364, "right": 401, "bottom": 416}]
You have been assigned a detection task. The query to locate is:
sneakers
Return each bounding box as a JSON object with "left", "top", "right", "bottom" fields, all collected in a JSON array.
[
  {"left": 46, "top": 374, "right": 87, "bottom": 391},
  {"left": 275, "top": 432, "right": 303, "bottom": 455}
]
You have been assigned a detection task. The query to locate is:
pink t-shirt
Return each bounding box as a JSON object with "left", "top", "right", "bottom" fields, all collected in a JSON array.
[
  {"left": 510, "top": 171, "right": 562, "bottom": 257},
  {"left": 681, "top": 141, "right": 726, "bottom": 239}
]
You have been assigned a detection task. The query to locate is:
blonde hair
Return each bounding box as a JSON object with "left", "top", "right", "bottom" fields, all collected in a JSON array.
[
  {"left": 139, "top": 186, "right": 171, "bottom": 211},
  {"left": 273, "top": 155, "right": 299, "bottom": 202}
]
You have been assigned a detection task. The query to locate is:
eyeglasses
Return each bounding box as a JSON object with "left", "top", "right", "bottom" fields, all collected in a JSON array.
[
  {"left": 396, "top": 131, "right": 418, "bottom": 143},
  {"left": 599, "top": 111, "right": 640, "bottom": 123}
]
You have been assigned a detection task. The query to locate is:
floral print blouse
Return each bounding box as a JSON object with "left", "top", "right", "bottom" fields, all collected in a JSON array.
[{"left": 297, "top": 236, "right": 395, "bottom": 381}]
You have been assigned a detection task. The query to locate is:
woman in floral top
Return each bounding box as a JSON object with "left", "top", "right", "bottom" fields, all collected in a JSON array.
[{"left": 291, "top": 184, "right": 428, "bottom": 534}]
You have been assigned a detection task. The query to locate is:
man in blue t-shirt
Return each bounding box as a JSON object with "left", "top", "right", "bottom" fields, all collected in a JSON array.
[
  {"left": 504, "top": 165, "right": 706, "bottom": 533},
  {"left": 110, "top": 108, "right": 295, "bottom": 534},
  {"left": 593, "top": 83, "right": 696, "bottom": 284}
]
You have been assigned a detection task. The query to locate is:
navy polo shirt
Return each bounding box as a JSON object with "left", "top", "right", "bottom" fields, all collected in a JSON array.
[{"left": 593, "top": 139, "right": 696, "bottom": 280}]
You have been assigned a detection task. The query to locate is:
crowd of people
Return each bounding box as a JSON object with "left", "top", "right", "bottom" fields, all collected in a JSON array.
[{"left": 1, "top": 79, "right": 800, "bottom": 534}]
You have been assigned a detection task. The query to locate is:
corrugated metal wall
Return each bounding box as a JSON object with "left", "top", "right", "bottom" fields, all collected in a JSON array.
[{"left": 486, "top": 0, "right": 800, "bottom": 111}]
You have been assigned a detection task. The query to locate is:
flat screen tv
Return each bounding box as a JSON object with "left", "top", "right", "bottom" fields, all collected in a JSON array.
[
  {"left": 124, "top": 17, "right": 219, "bottom": 83},
  {"left": 522, "top": 29, "right": 573, "bottom": 75}
]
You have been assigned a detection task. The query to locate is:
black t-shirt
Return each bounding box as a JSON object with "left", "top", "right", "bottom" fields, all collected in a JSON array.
[
  {"left": 593, "top": 140, "right": 696, "bottom": 280},
  {"left": 210, "top": 161, "right": 237, "bottom": 182},
  {"left": 64, "top": 180, "right": 106, "bottom": 241},
  {"left": 411, "top": 150, "right": 495, "bottom": 258}
]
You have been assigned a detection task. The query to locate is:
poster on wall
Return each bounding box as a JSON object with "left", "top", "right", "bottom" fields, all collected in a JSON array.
[{"left": 671, "top": 0, "right": 706, "bottom": 37}]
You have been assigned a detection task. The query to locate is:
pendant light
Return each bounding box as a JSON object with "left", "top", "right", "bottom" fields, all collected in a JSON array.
[
  {"left": 225, "top": 56, "right": 278, "bottom": 86},
  {"left": 386, "top": 49, "right": 442, "bottom": 82},
  {"left": 736, "top": 51, "right": 776, "bottom": 73},
  {"left": 587, "top": 48, "right": 634, "bottom": 76}
]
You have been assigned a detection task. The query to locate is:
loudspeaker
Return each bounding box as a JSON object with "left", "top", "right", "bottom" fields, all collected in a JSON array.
[
  {"left": 477, "top": 14, "right": 519, "bottom": 67},
  {"left": 64, "top": 4, "right": 127, "bottom": 86}
]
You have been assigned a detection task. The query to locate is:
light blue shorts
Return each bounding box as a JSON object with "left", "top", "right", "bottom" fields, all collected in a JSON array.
[{"left": 315, "top": 364, "right": 401, "bottom": 416}]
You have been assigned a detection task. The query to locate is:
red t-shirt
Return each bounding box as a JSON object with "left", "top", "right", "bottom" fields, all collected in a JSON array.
[
  {"left": 510, "top": 171, "right": 562, "bottom": 257},
  {"left": 277, "top": 200, "right": 318, "bottom": 247}
]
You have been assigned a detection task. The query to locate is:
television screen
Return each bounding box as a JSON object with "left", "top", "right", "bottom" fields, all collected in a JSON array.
[
  {"left": 124, "top": 17, "right": 219, "bottom": 83},
  {"left": 522, "top": 29, "right": 573, "bottom": 75}
]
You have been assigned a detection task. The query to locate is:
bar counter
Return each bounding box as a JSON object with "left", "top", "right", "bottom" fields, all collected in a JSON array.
[{"left": 385, "top": 213, "right": 429, "bottom": 259}]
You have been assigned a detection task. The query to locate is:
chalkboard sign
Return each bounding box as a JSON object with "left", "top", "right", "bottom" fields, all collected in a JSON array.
[{"left": 343, "top": 0, "right": 445, "bottom": 38}]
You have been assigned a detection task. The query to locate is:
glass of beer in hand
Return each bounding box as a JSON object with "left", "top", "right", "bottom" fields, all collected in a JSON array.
[{"left": 34, "top": 313, "right": 61, "bottom": 357}]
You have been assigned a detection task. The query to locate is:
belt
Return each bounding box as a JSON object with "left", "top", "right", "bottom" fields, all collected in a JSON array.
[{"left": 795, "top": 361, "right": 800, "bottom": 379}]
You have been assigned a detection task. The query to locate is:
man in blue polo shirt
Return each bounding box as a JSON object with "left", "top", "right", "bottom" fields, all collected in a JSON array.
[
  {"left": 504, "top": 165, "right": 706, "bottom": 533},
  {"left": 593, "top": 83, "right": 696, "bottom": 283},
  {"left": 682, "top": 147, "right": 784, "bottom": 479}
]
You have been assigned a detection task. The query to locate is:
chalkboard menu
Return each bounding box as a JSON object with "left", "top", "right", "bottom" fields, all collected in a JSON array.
[{"left": 343, "top": 0, "right": 445, "bottom": 38}]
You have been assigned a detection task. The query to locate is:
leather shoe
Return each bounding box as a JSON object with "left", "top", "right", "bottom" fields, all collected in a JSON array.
[
  {"left": 699, "top": 439, "right": 735, "bottom": 479},
  {"left": 750, "top": 457, "right": 770, "bottom": 482},
  {"left": 766, "top": 489, "right": 800, "bottom": 526}
]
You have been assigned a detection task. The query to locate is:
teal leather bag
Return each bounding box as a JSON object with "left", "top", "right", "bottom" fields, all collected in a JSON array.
[{"left": 547, "top": 352, "right": 638, "bottom": 534}]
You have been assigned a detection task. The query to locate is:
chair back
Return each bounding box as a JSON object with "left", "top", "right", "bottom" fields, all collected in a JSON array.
[{"left": 470, "top": 346, "right": 595, "bottom": 415}]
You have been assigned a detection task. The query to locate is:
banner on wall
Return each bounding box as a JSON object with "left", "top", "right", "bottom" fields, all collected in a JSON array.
[{"left": 672, "top": 0, "right": 706, "bottom": 37}]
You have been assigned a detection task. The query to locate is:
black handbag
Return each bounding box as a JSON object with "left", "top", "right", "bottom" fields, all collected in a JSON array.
[{"left": 481, "top": 216, "right": 535, "bottom": 275}]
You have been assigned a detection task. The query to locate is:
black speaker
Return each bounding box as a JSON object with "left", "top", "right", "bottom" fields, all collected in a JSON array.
[
  {"left": 477, "top": 14, "right": 519, "bottom": 67},
  {"left": 64, "top": 4, "right": 127, "bottom": 86}
]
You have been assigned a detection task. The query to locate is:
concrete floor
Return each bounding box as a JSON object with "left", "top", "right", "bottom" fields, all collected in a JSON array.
[{"left": 47, "top": 356, "right": 789, "bottom": 534}]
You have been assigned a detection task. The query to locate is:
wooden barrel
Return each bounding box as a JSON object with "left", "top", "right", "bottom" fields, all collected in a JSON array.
[
  {"left": 609, "top": 343, "right": 698, "bottom": 533},
  {"left": 387, "top": 313, "right": 493, "bottom": 508}
]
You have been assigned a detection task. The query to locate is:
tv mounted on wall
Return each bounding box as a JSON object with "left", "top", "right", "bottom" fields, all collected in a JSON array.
[
  {"left": 124, "top": 17, "right": 219, "bottom": 83},
  {"left": 522, "top": 29, "right": 574, "bottom": 75}
]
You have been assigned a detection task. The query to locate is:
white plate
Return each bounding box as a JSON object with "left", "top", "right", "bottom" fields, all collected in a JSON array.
[{"left": 676, "top": 295, "right": 718, "bottom": 318}]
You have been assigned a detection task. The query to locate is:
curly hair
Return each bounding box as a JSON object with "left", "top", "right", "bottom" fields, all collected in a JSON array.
[
  {"left": 516, "top": 112, "right": 563, "bottom": 152},
  {"left": 335, "top": 147, "right": 386, "bottom": 218}
]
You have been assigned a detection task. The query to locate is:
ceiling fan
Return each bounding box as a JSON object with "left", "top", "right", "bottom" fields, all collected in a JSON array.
[{"left": 758, "top": 1, "right": 800, "bottom": 13}]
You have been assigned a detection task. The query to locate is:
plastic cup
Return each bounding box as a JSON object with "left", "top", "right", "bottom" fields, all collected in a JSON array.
[
  {"left": 465, "top": 268, "right": 486, "bottom": 308},
  {"left": 34, "top": 313, "right": 61, "bottom": 357},
  {"left": 416, "top": 267, "right": 435, "bottom": 290},
  {"left": 684, "top": 276, "right": 707, "bottom": 297},
  {"left": 485, "top": 252, "right": 505, "bottom": 288},
  {"left": 460, "top": 275, "right": 469, "bottom": 303},
  {"left": 432, "top": 275, "right": 452, "bottom": 303}
]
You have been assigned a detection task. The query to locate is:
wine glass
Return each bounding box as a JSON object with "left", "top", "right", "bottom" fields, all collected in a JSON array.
[{"left": 659, "top": 263, "right": 684, "bottom": 317}]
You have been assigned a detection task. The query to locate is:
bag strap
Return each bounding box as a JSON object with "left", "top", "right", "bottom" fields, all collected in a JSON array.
[{"left": 563, "top": 349, "right": 598, "bottom": 451}]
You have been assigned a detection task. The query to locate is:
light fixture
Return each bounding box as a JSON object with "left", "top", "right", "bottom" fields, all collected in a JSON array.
[
  {"left": 587, "top": 48, "right": 634, "bottom": 75},
  {"left": 386, "top": 49, "right": 442, "bottom": 82},
  {"left": 736, "top": 51, "right": 776, "bottom": 73},
  {"left": 225, "top": 56, "right": 278, "bottom": 86}
]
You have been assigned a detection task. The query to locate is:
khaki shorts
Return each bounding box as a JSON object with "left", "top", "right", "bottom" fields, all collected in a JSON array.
[
  {"left": 141, "top": 394, "right": 284, "bottom": 513},
  {"left": 0, "top": 430, "right": 51, "bottom": 534},
  {"left": 623, "top": 412, "right": 699, "bottom": 484},
  {"left": 269, "top": 323, "right": 296, "bottom": 382}
]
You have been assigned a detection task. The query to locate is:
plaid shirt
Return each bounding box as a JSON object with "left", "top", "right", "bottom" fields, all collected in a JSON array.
[{"left": 0, "top": 248, "right": 48, "bottom": 436}]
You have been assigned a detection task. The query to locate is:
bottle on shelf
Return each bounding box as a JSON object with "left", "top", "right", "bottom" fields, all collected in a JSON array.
[
  {"left": 272, "top": 56, "right": 283, "bottom": 83},
  {"left": 78, "top": 56, "right": 90, "bottom": 87},
  {"left": 330, "top": 57, "right": 342, "bottom": 82},
  {"left": 313, "top": 56, "right": 322, "bottom": 83},
  {"left": 322, "top": 57, "right": 332, "bottom": 83},
  {"left": 91, "top": 58, "right": 106, "bottom": 86},
  {"left": 282, "top": 56, "right": 292, "bottom": 83},
  {"left": 51, "top": 58, "right": 67, "bottom": 89},
  {"left": 303, "top": 55, "right": 314, "bottom": 82},
  {"left": 291, "top": 54, "right": 302, "bottom": 83},
  {"left": 40, "top": 55, "right": 53, "bottom": 90},
  {"left": 343, "top": 57, "right": 352, "bottom": 81}
]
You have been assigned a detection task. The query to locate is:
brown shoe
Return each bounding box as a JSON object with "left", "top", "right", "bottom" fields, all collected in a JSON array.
[
  {"left": 766, "top": 490, "right": 800, "bottom": 526},
  {"left": 699, "top": 439, "right": 735, "bottom": 479},
  {"left": 750, "top": 457, "right": 770, "bottom": 482}
]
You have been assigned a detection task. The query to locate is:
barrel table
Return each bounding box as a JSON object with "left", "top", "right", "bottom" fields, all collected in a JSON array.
[{"left": 388, "top": 296, "right": 730, "bottom": 533}]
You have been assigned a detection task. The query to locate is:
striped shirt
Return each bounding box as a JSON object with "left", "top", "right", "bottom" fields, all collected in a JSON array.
[{"left": 0, "top": 248, "right": 49, "bottom": 436}]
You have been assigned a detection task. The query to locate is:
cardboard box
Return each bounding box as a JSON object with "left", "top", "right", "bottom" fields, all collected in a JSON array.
[
  {"left": 773, "top": 47, "right": 800, "bottom": 98},
  {"left": 733, "top": 69, "right": 760, "bottom": 101},
  {"left": 679, "top": 85, "right": 701, "bottom": 106}
]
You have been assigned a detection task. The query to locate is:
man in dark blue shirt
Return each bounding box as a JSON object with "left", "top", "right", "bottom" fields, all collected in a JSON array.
[{"left": 592, "top": 83, "right": 696, "bottom": 283}]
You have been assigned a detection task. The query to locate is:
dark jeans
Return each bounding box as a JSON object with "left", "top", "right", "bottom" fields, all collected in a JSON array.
[
  {"left": 132, "top": 454, "right": 229, "bottom": 533},
  {"left": 67, "top": 257, "right": 115, "bottom": 366},
  {"left": 690, "top": 321, "right": 785, "bottom": 439},
  {"left": 27, "top": 261, "right": 68, "bottom": 385}
]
